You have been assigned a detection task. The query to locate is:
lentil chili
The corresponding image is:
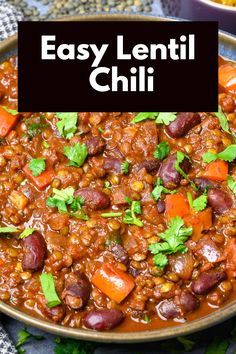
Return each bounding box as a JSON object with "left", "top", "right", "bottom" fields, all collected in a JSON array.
[{"left": 0, "top": 56, "right": 236, "bottom": 332}]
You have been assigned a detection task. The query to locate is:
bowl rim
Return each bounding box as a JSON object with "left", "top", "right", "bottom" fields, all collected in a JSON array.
[
  {"left": 0, "top": 13, "right": 236, "bottom": 343},
  {"left": 197, "top": 0, "right": 236, "bottom": 11}
]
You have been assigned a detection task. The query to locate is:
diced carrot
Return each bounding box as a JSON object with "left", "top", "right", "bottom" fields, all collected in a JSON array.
[
  {"left": 219, "top": 64, "right": 236, "bottom": 93},
  {"left": 23, "top": 164, "right": 54, "bottom": 190},
  {"left": 0, "top": 107, "right": 18, "bottom": 137},
  {"left": 165, "top": 193, "right": 190, "bottom": 221},
  {"left": 91, "top": 262, "right": 135, "bottom": 303},
  {"left": 0, "top": 259, "right": 4, "bottom": 266},
  {"left": 203, "top": 159, "right": 228, "bottom": 181},
  {"left": 225, "top": 238, "right": 236, "bottom": 277},
  {"left": 184, "top": 208, "right": 212, "bottom": 242},
  {"left": 9, "top": 190, "right": 29, "bottom": 210}
]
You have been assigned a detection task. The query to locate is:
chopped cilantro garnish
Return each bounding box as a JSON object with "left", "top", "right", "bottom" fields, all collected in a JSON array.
[
  {"left": 16, "top": 327, "right": 44, "bottom": 352},
  {"left": 149, "top": 216, "right": 192, "bottom": 269},
  {"left": 203, "top": 144, "right": 236, "bottom": 163},
  {"left": 123, "top": 200, "right": 143, "bottom": 227},
  {"left": 175, "top": 151, "right": 197, "bottom": 191},
  {"left": 154, "top": 141, "right": 170, "bottom": 160},
  {"left": 104, "top": 181, "right": 112, "bottom": 189},
  {"left": 71, "top": 209, "right": 89, "bottom": 221},
  {"left": 0, "top": 226, "right": 18, "bottom": 233},
  {"left": 1, "top": 105, "right": 18, "bottom": 115},
  {"left": 42, "top": 140, "right": 50, "bottom": 148},
  {"left": 64, "top": 143, "right": 88, "bottom": 167},
  {"left": 121, "top": 161, "right": 130, "bottom": 175},
  {"left": 131, "top": 112, "right": 177, "bottom": 125},
  {"left": 187, "top": 192, "right": 207, "bottom": 212},
  {"left": 54, "top": 337, "right": 96, "bottom": 354},
  {"left": 205, "top": 337, "right": 229, "bottom": 354},
  {"left": 46, "top": 187, "right": 84, "bottom": 214},
  {"left": 151, "top": 177, "right": 176, "bottom": 201},
  {"left": 28, "top": 158, "right": 46, "bottom": 177},
  {"left": 98, "top": 127, "right": 104, "bottom": 133},
  {"left": 40, "top": 272, "right": 61, "bottom": 308},
  {"left": 18, "top": 228, "right": 35, "bottom": 239},
  {"left": 25, "top": 116, "right": 48, "bottom": 138},
  {"left": 55, "top": 112, "right": 78, "bottom": 139},
  {"left": 215, "top": 105, "right": 232, "bottom": 137},
  {"left": 101, "top": 212, "right": 122, "bottom": 218},
  {"left": 227, "top": 175, "right": 236, "bottom": 194}
]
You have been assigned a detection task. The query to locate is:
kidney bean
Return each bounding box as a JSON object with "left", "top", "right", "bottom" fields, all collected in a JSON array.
[
  {"left": 75, "top": 188, "right": 110, "bottom": 211},
  {"left": 191, "top": 270, "right": 226, "bottom": 295},
  {"left": 157, "top": 200, "right": 165, "bottom": 213},
  {"left": 83, "top": 309, "right": 124, "bottom": 330},
  {"left": 194, "top": 177, "right": 219, "bottom": 191},
  {"left": 104, "top": 157, "right": 122, "bottom": 173},
  {"left": 166, "top": 112, "right": 201, "bottom": 138},
  {"left": 22, "top": 231, "right": 47, "bottom": 271},
  {"left": 62, "top": 272, "right": 91, "bottom": 309},
  {"left": 111, "top": 244, "right": 129, "bottom": 264},
  {"left": 159, "top": 154, "right": 191, "bottom": 189},
  {"left": 136, "top": 159, "right": 160, "bottom": 174},
  {"left": 179, "top": 290, "right": 200, "bottom": 313},
  {"left": 207, "top": 188, "right": 232, "bottom": 214},
  {"left": 85, "top": 136, "right": 105, "bottom": 156},
  {"left": 157, "top": 300, "right": 180, "bottom": 320}
]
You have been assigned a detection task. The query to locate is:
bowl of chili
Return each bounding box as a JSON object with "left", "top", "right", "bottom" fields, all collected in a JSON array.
[{"left": 0, "top": 14, "right": 236, "bottom": 343}]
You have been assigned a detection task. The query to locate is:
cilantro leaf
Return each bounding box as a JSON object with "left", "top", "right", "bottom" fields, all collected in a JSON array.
[
  {"left": 0, "top": 226, "right": 18, "bottom": 233},
  {"left": 151, "top": 177, "right": 176, "bottom": 201},
  {"left": 155, "top": 112, "right": 177, "bottom": 125},
  {"left": 43, "top": 141, "right": 50, "bottom": 148},
  {"left": 16, "top": 327, "right": 44, "bottom": 351},
  {"left": 54, "top": 337, "right": 96, "bottom": 354},
  {"left": 19, "top": 228, "right": 35, "bottom": 239},
  {"left": 205, "top": 337, "right": 229, "bottom": 354},
  {"left": 124, "top": 200, "right": 143, "bottom": 227},
  {"left": 187, "top": 192, "right": 207, "bottom": 212},
  {"left": 46, "top": 187, "right": 84, "bottom": 214},
  {"left": 215, "top": 105, "right": 231, "bottom": 136},
  {"left": 131, "top": 112, "right": 159, "bottom": 123},
  {"left": 25, "top": 116, "right": 48, "bottom": 138},
  {"left": 39, "top": 272, "right": 61, "bottom": 308},
  {"left": 64, "top": 143, "right": 88, "bottom": 167},
  {"left": 174, "top": 151, "right": 197, "bottom": 191},
  {"left": 203, "top": 144, "right": 236, "bottom": 163},
  {"left": 131, "top": 112, "right": 177, "bottom": 126},
  {"left": 149, "top": 216, "right": 192, "bottom": 269},
  {"left": 71, "top": 210, "right": 89, "bottom": 221},
  {"left": 154, "top": 141, "right": 170, "bottom": 160},
  {"left": 121, "top": 161, "right": 130, "bottom": 175},
  {"left": 104, "top": 181, "right": 112, "bottom": 189},
  {"left": 1, "top": 105, "right": 18, "bottom": 115},
  {"left": 228, "top": 175, "right": 236, "bottom": 194},
  {"left": 55, "top": 112, "right": 78, "bottom": 139},
  {"left": 28, "top": 158, "right": 46, "bottom": 177}
]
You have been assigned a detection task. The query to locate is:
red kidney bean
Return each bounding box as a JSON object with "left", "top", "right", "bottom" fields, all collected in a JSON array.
[
  {"left": 159, "top": 154, "right": 191, "bottom": 189},
  {"left": 62, "top": 272, "right": 91, "bottom": 309},
  {"left": 157, "top": 300, "right": 180, "bottom": 320},
  {"left": 75, "top": 188, "right": 110, "bottom": 211},
  {"left": 191, "top": 270, "right": 226, "bottom": 295},
  {"left": 194, "top": 177, "right": 219, "bottom": 191},
  {"left": 22, "top": 231, "right": 47, "bottom": 271},
  {"left": 166, "top": 112, "right": 201, "bottom": 138},
  {"left": 83, "top": 309, "right": 124, "bottom": 330},
  {"left": 37, "top": 295, "right": 64, "bottom": 322},
  {"left": 103, "top": 157, "right": 122, "bottom": 173},
  {"left": 111, "top": 244, "right": 129, "bottom": 264},
  {"left": 179, "top": 290, "right": 200, "bottom": 313},
  {"left": 85, "top": 136, "right": 105, "bottom": 156},
  {"left": 207, "top": 188, "right": 232, "bottom": 214},
  {"left": 157, "top": 200, "right": 165, "bottom": 213},
  {"left": 136, "top": 159, "right": 160, "bottom": 174}
]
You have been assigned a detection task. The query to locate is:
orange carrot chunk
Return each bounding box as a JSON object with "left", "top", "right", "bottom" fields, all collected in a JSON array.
[
  {"left": 184, "top": 208, "right": 212, "bottom": 242},
  {"left": 0, "top": 107, "right": 18, "bottom": 137},
  {"left": 204, "top": 160, "right": 228, "bottom": 181},
  {"left": 91, "top": 263, "right": 135, "bottom": 303},
  {"left": 219, "top": 64, "right": 236, "bottom": 93},
  {"left": 23, "top": 164, "right": 54, "bottom": 190},
  {"left": 165, "top": 193, "right": 190, "bottom": 220}
]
